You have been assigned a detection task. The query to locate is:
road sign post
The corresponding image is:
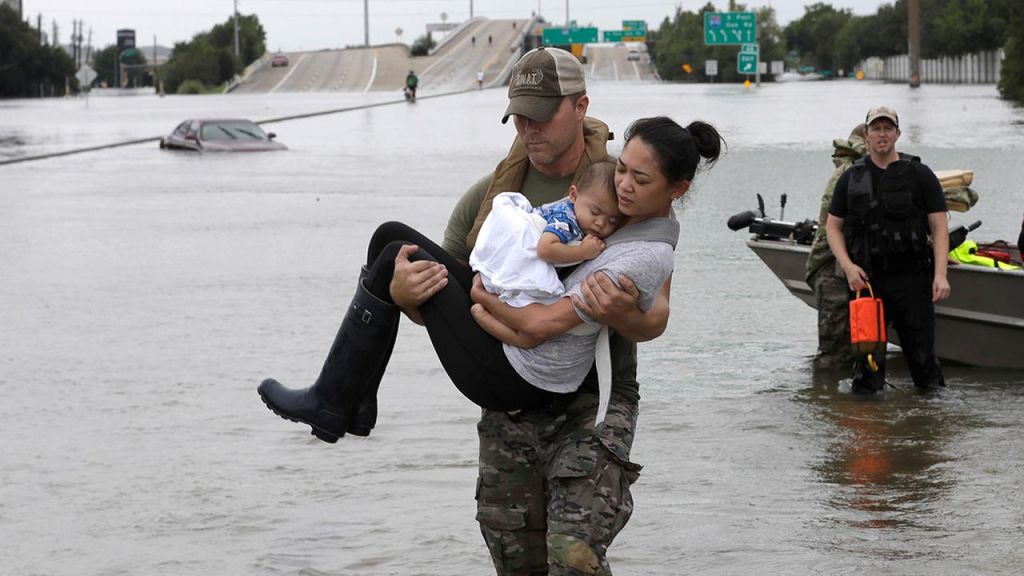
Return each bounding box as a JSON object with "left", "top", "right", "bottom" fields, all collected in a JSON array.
[
  {"left": 542, "top": 27, "right": 598, "bottom": 45},
  {"left": 705, "top": 59, "right": 718, "bottom": 82},
  {"left": 603, "top": 30, "right": 645, "bottom": 43},
  {"left": 705, "top": 13, "right": 760, "bottom": 86},
  {"left": 703, "top": 12, "right": 756, "bottom": 45},
  {"left": 738, "top": 53, "right": 757, "bottom": 74}
]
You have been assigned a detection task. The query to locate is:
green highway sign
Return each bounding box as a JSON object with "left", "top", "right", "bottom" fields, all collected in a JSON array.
[
  {"left": 704, "top": 12, "right": 757, "bottom": 45},
  {"left": 622, "top": 20, "right": 647, "bottom": 32},
  {"left": 738, "top": 52, "right": 758, "bottom": 74},
  {"left": 740, "top": 43, "right": 758, "bottom": 54},
  {"left": 542, "top": 27, "right": 599, "bottom": 44},
  {"left": 603, "top": 30, "right": 646, "bottom": 42}
]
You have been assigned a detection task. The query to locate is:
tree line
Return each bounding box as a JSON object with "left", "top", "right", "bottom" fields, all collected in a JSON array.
[
  {"left": 648, "top": 0, "right": 1023, "bottom": 104},
  {"left": 0, "top": 5, "right": 76, "bottom": 97},
  {"left": 3, "top": 3, "right": 1021, "bottom": 105},
  {"left": 0, "top": 9, "right": 266, "bottom": 97},
  {"left": 94, "top": 14, "right": 266, "bottom": 93}
]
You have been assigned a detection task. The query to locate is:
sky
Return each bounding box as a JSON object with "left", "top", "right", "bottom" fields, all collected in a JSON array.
[{"left": 20, "top": 0, "right": 889, "bottom": 53}]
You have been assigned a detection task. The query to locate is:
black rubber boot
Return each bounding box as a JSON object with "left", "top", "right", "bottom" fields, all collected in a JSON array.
[
  {"left": 346, "top": 265, "right": 399, "bottom": 437},
  {"left": 346, "top": 319, "right": 397, "bottom": 436},
  {"left": 258, "top": 279, "right": 399, "bottom": 443}
]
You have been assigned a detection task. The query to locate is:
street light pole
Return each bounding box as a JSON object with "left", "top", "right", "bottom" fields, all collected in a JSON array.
[
  {"left": 233, "top": 0, "right": 240, "bottom": 58},
  {"left": 908, "top": 0, "right": 921, "bottom": 87},
  {"left": 364, "top": 0, "right": 369, "bottom": 47}
]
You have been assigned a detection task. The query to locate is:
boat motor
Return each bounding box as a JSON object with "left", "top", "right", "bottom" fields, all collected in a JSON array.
[{"left": 727, "top": 193, "right": 817, "bottom": 245}]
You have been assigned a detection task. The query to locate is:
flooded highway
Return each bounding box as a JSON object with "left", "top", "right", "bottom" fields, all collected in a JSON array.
[{"left": 1, "top": 80, "right": 1023, "bottom": 575}]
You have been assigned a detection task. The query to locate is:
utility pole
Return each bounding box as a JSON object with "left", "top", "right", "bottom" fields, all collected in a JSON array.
[
  {"left": 565, "top": 0, "right": 569, "bottom": 25},
  {"left": 908, "top": 0, "right": 921, "bottom": 87},
  {"left": 470, "top": 0, "right": 474, "bottom": 19},
  {"left": 233, "top": 0, "right": 240, "bottom": 59},
  {"left": 363, "top": 0, "right": 369, "bottom": 47}
]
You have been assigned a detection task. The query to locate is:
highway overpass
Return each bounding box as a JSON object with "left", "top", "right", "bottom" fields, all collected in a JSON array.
[{"left": 232, "top": 18, "right": 657, "bottom": 95}]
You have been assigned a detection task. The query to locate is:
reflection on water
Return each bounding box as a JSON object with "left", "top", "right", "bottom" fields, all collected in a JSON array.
[
  {"left": 792, "top": 366, "right": 1024, "bottom": 572},
  {"left": 801, "top": 373, "right": 957, "bottom": 531}
]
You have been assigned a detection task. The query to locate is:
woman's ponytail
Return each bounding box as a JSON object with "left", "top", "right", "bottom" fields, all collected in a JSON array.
[
  {"left": 624, "top": 116, "right": 726, "bottom": 184},
  {"left": 685, "top": 120, "right": 724, "bottom": 168}
]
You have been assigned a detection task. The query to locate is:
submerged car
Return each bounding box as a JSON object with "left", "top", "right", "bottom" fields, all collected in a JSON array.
[
  {"left": 271, "top": 54, "right": 289, "bottom": 67},
  {"left": 159, "top": 119, "right": 287, "bottom": 152}
]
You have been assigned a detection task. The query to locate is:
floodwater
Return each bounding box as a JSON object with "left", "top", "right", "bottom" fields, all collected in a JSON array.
[{"left": 1, "top": 82, "right": 1023, "bottom": 575}]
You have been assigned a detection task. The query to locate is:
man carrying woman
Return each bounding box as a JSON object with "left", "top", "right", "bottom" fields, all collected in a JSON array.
[{"left": 257, "top": 47, "right": 724, "bottom": 575}]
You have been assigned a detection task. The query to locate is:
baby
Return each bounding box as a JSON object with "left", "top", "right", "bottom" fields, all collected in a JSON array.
[{"left": 469, "top": 159, "right": 622, "bottom": 327}]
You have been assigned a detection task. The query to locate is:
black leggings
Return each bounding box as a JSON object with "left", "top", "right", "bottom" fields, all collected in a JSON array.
[{"left": 362, "top": 221, "right": 563, "bottom": 411}]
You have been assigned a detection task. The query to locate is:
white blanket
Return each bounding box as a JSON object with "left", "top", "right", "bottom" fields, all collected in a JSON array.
[{"left": 469, "top": 192, "right": 568, "bottom": 307}]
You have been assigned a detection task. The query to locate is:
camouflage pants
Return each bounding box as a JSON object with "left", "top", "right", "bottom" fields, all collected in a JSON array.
[
  {"left": 476, "top": 390, "right": 641, "bottom": 576},
  {"left": 811, "top": 263, "right": 853, "bottom": 368}
]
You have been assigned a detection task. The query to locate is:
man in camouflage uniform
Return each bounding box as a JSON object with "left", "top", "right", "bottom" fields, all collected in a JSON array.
[
  {"left": 804, "top": 124, "right": 866, "bottom": 369},
  {"left": 393, "top": 47, "right": 669, "bottom": 574}
]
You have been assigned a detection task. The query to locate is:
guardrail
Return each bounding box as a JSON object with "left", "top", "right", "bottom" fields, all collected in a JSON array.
[{"left": 858, "top": 49, "right": 1004, "bottom": 84}]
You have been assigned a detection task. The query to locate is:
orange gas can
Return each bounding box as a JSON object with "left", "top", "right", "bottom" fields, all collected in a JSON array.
[{"left": 849, "top": 283, "right": 886, "bottom": 372}]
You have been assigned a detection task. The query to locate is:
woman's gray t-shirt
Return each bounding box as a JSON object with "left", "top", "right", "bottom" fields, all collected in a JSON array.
[{"left": 503, "top": 238, "right": 674, "bottom": 393}]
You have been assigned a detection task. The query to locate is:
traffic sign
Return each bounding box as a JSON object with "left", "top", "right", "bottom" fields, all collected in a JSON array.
[
  {"left": 705, "top": 60, "right": 718, "bottom": 76},
  {"left": 603, "top": 30, "right": 645, "bottom": 42},
  {"left": 704, "top": 12, "right": 757, "bottom": 45},
  {"left": 542, "top": 27, "right": 599, "bottom": 44},
  {"left": 76, "top": 64, "right": 97, "bottom": 87},
  {"left": 740, "top": 43, "right": 758, "bottom": 55},
  {"left": 622, "top": 20, "right": 647, "bottom": 32},
  {"left": 738, "top": 52, "right": 757, "bottom": 74}
]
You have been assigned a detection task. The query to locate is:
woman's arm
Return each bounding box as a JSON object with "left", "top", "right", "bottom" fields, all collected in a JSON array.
[
  {"left": 471, "top": 275, "right": 583, "bottom": 341},
  {"left": 573, "top": 272, "right": 672, "bottom": 342},
  {"left": 470, "top": 304, "right": 543, "bottom": 348}
]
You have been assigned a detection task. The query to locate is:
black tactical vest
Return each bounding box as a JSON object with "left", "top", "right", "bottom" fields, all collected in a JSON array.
[{"left": 843, "top": 154, "right": 930, "bottom": 271}]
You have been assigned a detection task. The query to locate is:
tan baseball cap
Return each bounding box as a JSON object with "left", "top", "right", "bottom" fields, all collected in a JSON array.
[
  {"left": 502, "top": 47, "right": 586, "bottom": 124},
  {"left": 865, "top": 105, "right": 899, "bottom": 128}
]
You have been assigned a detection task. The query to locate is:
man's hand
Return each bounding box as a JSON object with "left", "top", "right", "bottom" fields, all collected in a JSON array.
[
  {"left": 842, "top": 262, "right": 869, "bottom": 292},
  {"left": 932, "top": 273, "right": 950, "bottom": 302},
  {"left": 573, "top": 272, "right": 638, "bottom": 323},
  {"left": 390, "top": 244, "right": 447, "bottom": 316},
  {"left": 579, "top": 234, "right": 606, "bottom": 260}
]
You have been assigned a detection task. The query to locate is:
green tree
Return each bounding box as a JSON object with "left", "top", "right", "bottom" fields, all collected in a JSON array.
[
  {"left": 647, "top": 3, "right": 784, "bottom": 83},
  {"left": 0, "top": 4, "right": 77, "bottom": 97},
  {"left": 91, "top": 43, "right": 149, "bottom": 88},
  {"left": 161, "top": 37, "right": 223, "bottom": 93},
  {"left": 208, "top": 14, "right": 267, "bottom": 67},
  {"left": 997, "top": 9, "right": 1024, "bottom": 104},
  {"left": 410, "top": 32, "right": 435, "bottom": 56},
  {"left": 756, "top": 6, "right": 786, "bottom": 67},
  {"left": 931, "top": 0, "right": 1010, "bottom": 56},
  {"left": 157, "top": 13, "right": 266, "bottom": 94},
  {"left": 91, "top": 44, "right": 117, "bottom": 87},
  {"left": 784, "top": 2, "right": 853, "bottom": 75}
]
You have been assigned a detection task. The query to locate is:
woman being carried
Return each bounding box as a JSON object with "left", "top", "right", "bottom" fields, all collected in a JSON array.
[{"left": 257, "top": 116, "right": 723, "bottom": 443}]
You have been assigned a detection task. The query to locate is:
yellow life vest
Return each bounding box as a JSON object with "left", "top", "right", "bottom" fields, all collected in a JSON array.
[{"left": 950, "top": 240, "right": 1021, "bottom": 270}]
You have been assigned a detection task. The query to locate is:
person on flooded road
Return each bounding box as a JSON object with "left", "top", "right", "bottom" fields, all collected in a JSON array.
[{"left": 826, "top": 105, "right": 950, "bottom": 394}]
